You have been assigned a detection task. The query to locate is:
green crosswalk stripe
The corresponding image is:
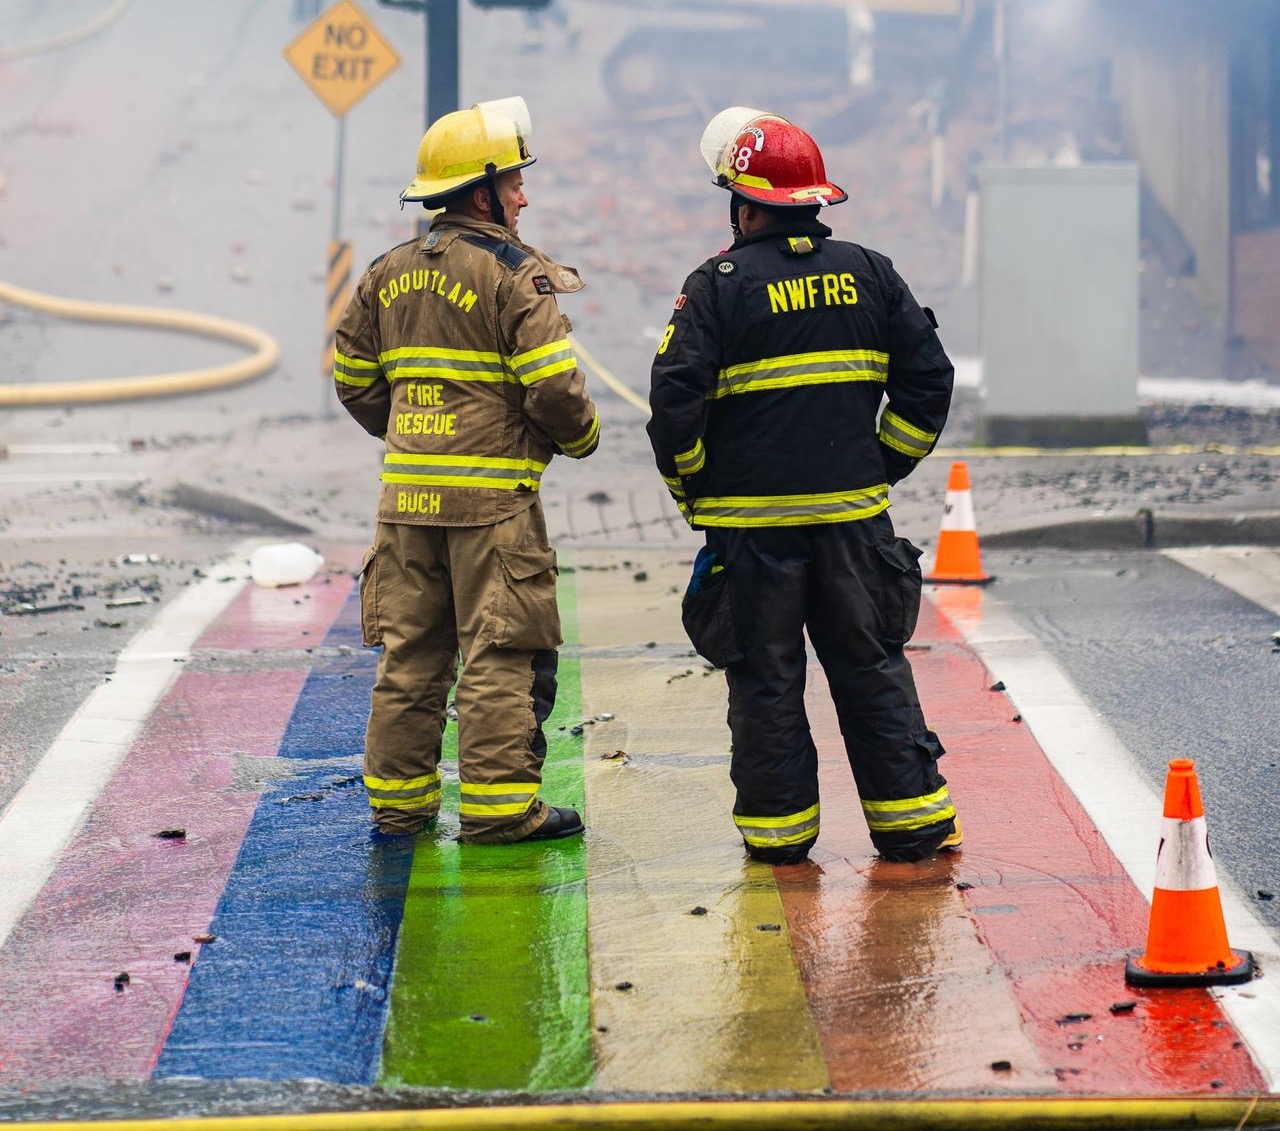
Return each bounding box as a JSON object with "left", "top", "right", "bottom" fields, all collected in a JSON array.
[{"left": 379, "top": 577, "right": 591, "bottom": 1090}]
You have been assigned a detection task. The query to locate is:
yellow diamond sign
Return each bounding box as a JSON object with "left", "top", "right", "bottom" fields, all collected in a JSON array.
[{"left": 284, "top": 0, "right": 402, "bottom": 118}]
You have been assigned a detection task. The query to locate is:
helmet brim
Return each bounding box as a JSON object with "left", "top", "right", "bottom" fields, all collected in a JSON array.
[{"left": 724, "top": 180, "right": 848, "bottom": 207}]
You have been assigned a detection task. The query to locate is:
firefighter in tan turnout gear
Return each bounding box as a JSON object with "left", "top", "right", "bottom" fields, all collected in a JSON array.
[
  {"left": 335, "top": 97, "right": 600, "bottom": 843},
  {"left": 648, "top": 107, "right": 961, "bottom": 864}
]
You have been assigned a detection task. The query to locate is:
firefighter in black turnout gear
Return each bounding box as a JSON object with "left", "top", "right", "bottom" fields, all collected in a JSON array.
[{"left": 648, "top": 107, "right": 962, "bottom": 864}]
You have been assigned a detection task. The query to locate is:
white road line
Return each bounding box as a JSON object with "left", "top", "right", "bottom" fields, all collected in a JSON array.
[
  {"left": 930, "top": 581, "right": 1280, "bottom": 1091},
  {"left": 0, "top": 548, "right": 251, "bottom": 951},
  {"left": 1165, "top": 546, "right": 1280, "bottom": 617}
]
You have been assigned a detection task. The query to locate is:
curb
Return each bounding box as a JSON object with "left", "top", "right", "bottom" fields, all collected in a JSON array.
[{"left": 981, "top": 509, "right": 1280, "bottom": 551}]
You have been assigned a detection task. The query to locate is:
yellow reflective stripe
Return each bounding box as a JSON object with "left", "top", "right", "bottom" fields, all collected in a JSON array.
[
  {"left": 383, "top": 473, "right": 542, "bottom": 490},
  {"left": 459, "top": 801, "right": 537, "bottom": 817},
  {"left": 507, "top": 338, "right": 576, "bottom": 385},
  {"left": 439, "top": 145, "right": 523, "bottom": 179},
  {"left": 879, "top": 410, "right": 938, "bottom": 459},
  {"left": 382, "top": 346, "right": 502, "bottom": 363},
  {"left": 334, "top": 351, "right": 382, "bottom": 387},
  {"left": 385, "top": 367, "right": 512, "bottom": 383},
  {"left": 520, "top": 357, "right": 577, "bottom": 385},
  {"left": 381, "top": 452, "right": 546, "bottom": 491},
  {"left": 461, "top": 781, "right": 541, "bottom": 795},
  {"left": 731, "top": 171, "right": 773, "bottom": 190},
  {"left": 364, "top": 771, "right": 442, "bottom": 791},
  {"left": 458, "top": 780, "right": 539, "bottom": 818},
  {"left": 561, "top": 413, "right": 600, "bottom": 457},
  {"left": 364, "top": 771, "right": 442, "bottom": 811},
  {"left": 380, "top": 345, "right": 509, "bottom": 383},
  {"left": 674, "top": 439, "right": 705, "bottom": 476},
  {"left": 662, "top": 473, "right": 686, "bottom": 499},
  {"left": 692, "top": 486, "right": 889, "bottom": 527},
  {"left": 384, "top": 453, "right": 547, "bottom": 470},
  {"left": 734, "top": 803, "right": 820, "bottom": 848},
  {"left": 862, "top": 785, "right": 956, "bottom": 832},
  {"left": 724, "top": 349, "right": 889, "bottom": 378},
  {"left": 713, "top": 350, "right": 889, "bottom": 399}
]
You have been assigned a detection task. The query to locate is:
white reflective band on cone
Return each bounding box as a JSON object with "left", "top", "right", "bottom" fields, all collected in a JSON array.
[
  {"left": 938, "top": 491, "right": 977, "bottom": 532},
  {"left": 1153, "top": 815, "right": 1218, "bottom": 891}
]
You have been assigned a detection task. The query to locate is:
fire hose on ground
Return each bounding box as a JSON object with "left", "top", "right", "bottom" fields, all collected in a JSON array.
[{"left": 0, "top": 279, "right": 280, "bottom": 406}]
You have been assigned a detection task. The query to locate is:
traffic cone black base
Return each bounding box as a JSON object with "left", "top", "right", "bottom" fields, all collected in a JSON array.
[{"left": 1125, "top": 950, "right": 1254, "bottom": 988}]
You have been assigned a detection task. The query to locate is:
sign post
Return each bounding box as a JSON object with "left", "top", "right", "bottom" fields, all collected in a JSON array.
[{"left": 284, "top": 0, "right": 401, "bottom": 412}]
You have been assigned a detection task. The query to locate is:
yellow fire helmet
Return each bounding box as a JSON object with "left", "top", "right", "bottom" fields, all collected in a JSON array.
[{"left": 400, "top": 96, "right": 535, "bottom": 206}]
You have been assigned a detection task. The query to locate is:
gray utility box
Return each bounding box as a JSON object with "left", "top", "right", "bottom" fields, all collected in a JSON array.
[{"left": 977, "top": 163, "right": 1147, "bottom": 447}]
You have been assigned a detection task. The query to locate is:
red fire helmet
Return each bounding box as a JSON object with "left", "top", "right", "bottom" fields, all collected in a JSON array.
[{"left": 701, "top": 107, "right": 847, "bottom": 208}]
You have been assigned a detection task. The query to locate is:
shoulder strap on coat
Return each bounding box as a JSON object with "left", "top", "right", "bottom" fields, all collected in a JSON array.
[{"left": 458, "top": 233, "right": 530, "bottom": 270}]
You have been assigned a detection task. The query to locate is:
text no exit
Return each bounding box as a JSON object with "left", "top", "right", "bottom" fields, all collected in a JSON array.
[{"left": 284, "top": 0, "right": 401, "bottom": 118}]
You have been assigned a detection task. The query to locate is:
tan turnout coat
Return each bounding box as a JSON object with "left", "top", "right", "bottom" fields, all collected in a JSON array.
[{"left": 334, "top": 212, "right": 600, "bottom": 527}]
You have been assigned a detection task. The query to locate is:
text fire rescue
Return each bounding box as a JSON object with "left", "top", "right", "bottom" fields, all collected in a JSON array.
[{"left": 396, "top": 383, "right": 456, "bottom": 517}]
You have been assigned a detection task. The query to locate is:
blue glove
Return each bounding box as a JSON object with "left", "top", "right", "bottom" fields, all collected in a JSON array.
[{"left": 687, "top": 546, "right": 720, "bottom": 597}]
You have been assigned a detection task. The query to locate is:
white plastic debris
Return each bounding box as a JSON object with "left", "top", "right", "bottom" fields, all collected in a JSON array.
[{"left": 249, "top": 542, "right": 324, "bottom": 588}]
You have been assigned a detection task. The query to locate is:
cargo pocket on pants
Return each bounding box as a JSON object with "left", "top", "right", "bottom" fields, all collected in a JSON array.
[
  {"left": 875, "top": 536, "right": 923, "bottom": 649},
  {"left": 681, "top": 548, "right": 743, "bottom": 669},
  {"left": 492, "top": 546, "right": 563, "bottom": 650},
  {"left": 358, "top": 544, "right": 381, "bottom": 648}
]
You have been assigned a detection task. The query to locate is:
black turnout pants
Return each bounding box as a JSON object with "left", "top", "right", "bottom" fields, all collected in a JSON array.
[{"left": 705, "top": 513, "right": 955, "bottom": 863}]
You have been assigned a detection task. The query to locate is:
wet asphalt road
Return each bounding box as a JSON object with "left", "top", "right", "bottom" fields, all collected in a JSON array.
[{"left": 977, "top": 547, "right": 1280, "bottom": 936}]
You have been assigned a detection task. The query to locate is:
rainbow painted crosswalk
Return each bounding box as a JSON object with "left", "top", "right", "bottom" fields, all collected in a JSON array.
[{"left": 0, "top": 545, "right": 1274, "bottom": 1105}]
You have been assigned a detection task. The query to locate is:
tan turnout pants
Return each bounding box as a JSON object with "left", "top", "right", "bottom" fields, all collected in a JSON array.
[{"left": 358, "top": 503, "right": 562, "bottom": 843}]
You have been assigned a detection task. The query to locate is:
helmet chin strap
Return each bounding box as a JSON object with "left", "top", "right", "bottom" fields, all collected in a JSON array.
[
  {"left": 729, "top": 195, "right": 744, "bottom": 242},
  {"left": 484, "top": 162, "right": 506, "bottom": 229}
]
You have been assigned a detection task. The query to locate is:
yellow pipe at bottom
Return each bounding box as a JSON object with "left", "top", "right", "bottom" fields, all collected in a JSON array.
[{"left": 20, "top": 1095, "right": 1279, "bottom": 1131}]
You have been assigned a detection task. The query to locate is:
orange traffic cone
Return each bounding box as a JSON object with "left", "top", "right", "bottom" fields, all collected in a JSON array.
[
  {"left": 924, "top": 461, "right": 993, "bottom": 584},
  {"left": 1125, "top": 759, "right": 1254, "bottom": 987}
]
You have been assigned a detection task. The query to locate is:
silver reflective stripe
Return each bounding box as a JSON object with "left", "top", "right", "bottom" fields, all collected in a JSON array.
[
  {"left": 862, "top": 786, "right": 955, "bottom": 832},
  {"left": 334, "top": 352, "right": 381, "bottom": 387},
  {"left": 734, "top": 804, "right": 821, "bottom": 848},
  {"left": 381, "top": 351, "right": 509, "bottom": 381},
  {"left": 364, "top": 772, "right": 442, "bottom": 811},
  {"left": 879, "top": 410, "right": 937, "bottom": 459},
  {"left": 561, "top": 414, "right": 600, "bottom": 457},
  {"left": 694, "top": 487, "right": 889, "bottom": 526},
  {"left": 507, "top": 339, "right": 576, "bottom": 385},
  {"left": 459, "top": 782, "right": 539, "bottom": 818},
  {"left": 381, "top": 454, "right": 545, "bottom": 489},
  {"left": 713, "top": 350, "right": 889, "bottom": 399},
  {"left": 460, "top": 787, "right": 537, "bottom": 808},
  {"left": 674, "top": 439, "right": 705, "bottom": 476}
]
